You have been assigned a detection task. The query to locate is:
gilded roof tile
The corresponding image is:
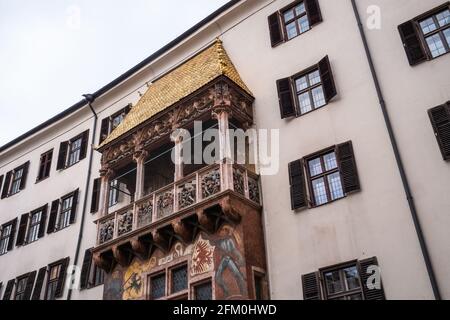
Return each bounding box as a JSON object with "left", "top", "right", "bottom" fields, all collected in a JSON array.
[{"left": 98, "top": 40, "right": 252, "bottom": 149}]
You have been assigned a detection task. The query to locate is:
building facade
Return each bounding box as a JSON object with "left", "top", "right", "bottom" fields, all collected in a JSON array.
[{"left": 0, "top": 0, "right": 449, "bottom": 300}]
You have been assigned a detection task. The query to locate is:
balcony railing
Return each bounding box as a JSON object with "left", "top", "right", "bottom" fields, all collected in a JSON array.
[{"left": 96, "top": 163, "right": 260, "bottom": 246}]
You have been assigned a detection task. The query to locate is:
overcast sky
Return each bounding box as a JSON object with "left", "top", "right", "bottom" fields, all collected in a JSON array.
[{"left": 0, "top": 0, "right": 229, "bottom": 147}]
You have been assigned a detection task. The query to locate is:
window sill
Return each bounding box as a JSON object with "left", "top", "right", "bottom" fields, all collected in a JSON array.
[
  {"left": 59, "top": 160, "right": 82, "bottom": 171},
  {"left": 36, "top": 176, "right": 50, "bottom": 184}
]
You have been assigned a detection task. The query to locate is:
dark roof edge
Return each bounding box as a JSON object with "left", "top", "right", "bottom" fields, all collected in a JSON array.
[{"left": 0, "top": 0, "right": 242, "bottom": 154}]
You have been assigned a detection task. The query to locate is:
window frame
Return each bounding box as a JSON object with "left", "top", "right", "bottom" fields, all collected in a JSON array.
[
  {"left": 57, "top": 193, "right": 74, "bottom": 231},
  {"left": 0, "top": 222, "right": 13, "bottom": 255},
  {"left": 66, "top": 135, "right": 83, "bottom": 168},
  {"left": 37, "top": 149, "right": 53, "bottom": 183},
  {"left": 320, "top": 261, "right": 364, "bottom": 301},
  {"left": 292, "top": 66, "right": 327, "bottom": 117},
  {"left": 9, "top": 167, "right": 24, "bottom": 196},
  {"left": 169, "top": 263, "right": 189, "bottom": 297},
  {"left": 26, "top": 208, "right": 44, "bottom": 244},
  {"left": 14, "top": 276, "right": 28, "bottom": 300},
  {"left": 304, "top": 146, "right": 345, "bottom": 208},
  {"left": 108, "top": 179, "right": 120, "bottom": 208},
  {"left": 280, "top": 0, "right": 311, "bottom": 41},
  {"left": 44, "top": 263, "right": 61, "bottom": 300},
  {"left": 148, "top": 271, "right": 167, "bottom": 301},
  {"left": 191, "top": 278, "right": 214, "bottom": 301},
  {"left": 415, "top": 3, "right": 450, "bottom": 60}
]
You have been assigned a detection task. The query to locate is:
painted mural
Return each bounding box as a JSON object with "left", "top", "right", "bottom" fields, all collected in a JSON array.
[{"left": 103, "top": 224, "right": 249, "bottom": 300}]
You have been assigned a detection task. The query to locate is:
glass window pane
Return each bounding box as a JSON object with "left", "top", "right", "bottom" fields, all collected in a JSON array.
[
  {"left": 323, "top": 152, "right": 338, "bottom": 171},
  {"left": 325, "top": 271, "right": 343, "bottom": 294},
  {"left": 284, "top": 9, "right": 295, "bottom": 22},
  {"left": 444, "top": 28, "right": 450, "bottom": 46},
  {"left": 298, "top": 15, "right": 310, "bottom": 34},
  {"left": 426, "top": 33, "right": 447, "bottom": 57},
  {"left": 194, "top": 282, "right": 212, "bottom": 300},
  {"left": 295, "top": 3, "right": 306, "bottom": 16},
  {"left": 171, "top": 266, "right": 188, "bottom": 293},
  {"left": 312, "top": 178, "right": 328, "bottom": 206},
  {"left": 308, "top": 70, "right": 321, "bottom": 86},
  {"left": 420, "top": 17, "right": 437, "bottom": 34},
  {"left": 298, "top": 92, "right": 312, "bottom": 114},
  {"left": 348, "top": 293, "right": 363, "bottom": 300},
  {"left": 286, "top": 21, "right": 298, "bottom": 39},
  {"left": 328, "top": 172, "right": 344, "bottom": 201},
  {"left": 295, "top": 76, "right": 308, "bottom": 92},
  {"left": 151, "top": 274, "right": 166, "bottom": 299},
  {"left": 312, "top": 86, "right": 326, "bottom": 108},
  {"left": 308, "top": 158, "right": 323, "bottom": 176},
  {"left": 436, "top": 9, "right": 450, "bottom": 27},
  {"left": 344, "top": 266, "right": 360, "bottom": 290}
]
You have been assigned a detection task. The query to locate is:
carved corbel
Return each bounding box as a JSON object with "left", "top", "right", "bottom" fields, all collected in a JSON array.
[
  {"left": 151, "top": 230, "right": 169, "bottom": 253},
  {"left": 196, "top": 208, "right": 215, "bottom": 234},
  {"left": 112, "top": 245, "right": 132, "bottom": 267},
  {"left": 171, "top": 218, "right": 193, "bottom": 244},
  {"left": 93, "top": 252, "right": 115, "bottom": 273},
  {"left": 131, "top": 238, "right": 149, "bottom": 260},
  {"left": 220, "top": 197, "right": 241, "bottom": 223}
]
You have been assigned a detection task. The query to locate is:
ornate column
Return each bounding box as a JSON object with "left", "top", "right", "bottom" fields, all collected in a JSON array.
[
  {"left": 213, "top": 82, "right": 233, "bottom": 190},
  {"left": 133, "top": 149, "right": 148, "bottom": 201},
  {"left": 99, "top": 166, "right": 114, "bottom": 217},
  {"left": 171, "top": 131, "right": 184, "bottom": 182}
]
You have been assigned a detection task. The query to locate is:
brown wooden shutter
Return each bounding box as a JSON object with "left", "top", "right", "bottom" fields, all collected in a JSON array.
[
  {"left": 1, "top": 171, "right": 12, "bottom": 199},
  {"left": 277, "top": 78, "right": 296, "bottom": 119},
  {"left": 7, "top": 218, "right": 17, "bottom": 252},
  {"left": 302, "top": 272, "right": 322, "bottom": 300},
  {"left": 124, "top": 103, "right": 132, "bottom": 115},
  {"left": 55, "top": 257, "right": 70, "bottom": 298},
  {"left": 19, "top": 161, "right": 30, "bottom": 190},
  {"left": 0, "top": 175, "right": 3, "bottom": 196},
  {"left": 428, "top": 103, "right": 450, "bottom": 160},
  {"left": 398, "top": 20, "right": 427, "bottom": 66},
  {"left": 80, "top": 248, "right": 93, "bottom": 290},
  {"left": 16, "top": 213, "right": 29, "bottom": 246},
  {"left": 79, "top": 130, "right": 90, "bottom": 160},
  {"left": 268, "top": 12, "right": 284, "bottom": 47},
  {"left": 289, "top": 159, "right": 308, "bottom": 210},
  {"left": 23, "top": 271, "right": 37, "bottom": 300},
  {"left": 69, "top": 189, "right": 79, "bottom": 224},
  {"left": 31, "top": 267, "right": 47, "bottom": 300},
  {"left": 38, "top": 204, "right": 48, "bottom": 239},
  {"left": 99, "top": 118, "right": 110, "bottom": 144},
  {"left": 57, "top": 141, "right": 69, "bottom": 170},
  {"left": 336, "top": 141, "right": 360, "bottom": 194},
  {"left": 357, "top": 257, "right": 385, "bottom": 300},
  {"left": 90, "top": 178, "right": 101, "bottom": 213},
  {"left": 2, "top": 279, "right": 15, "bottom": 300},
  {"left": 305, "top": 0, "right": 322, "bottom": 26},
  {"left": 318, "top": 56, "right": 337, "bottom": 103},
  {"left": 47, "top": 200, "right": 59, "bottom": 234}
]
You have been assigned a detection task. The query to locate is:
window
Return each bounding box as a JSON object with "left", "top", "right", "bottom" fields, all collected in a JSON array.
[
  {"left": 59, "top": 195, "right": 74, "bottom": 230},
  {"left": 192, "top": 281, "right": 212, "bottom": 300},
  {"left": 45, "top": 264, "right": 61, "bottom": 300},
  {"left": 27, "top": 210, "right": 43, "bottom": 244},
  {"left": 56, "top": 130, "right": 89, "bottom": 170},
  {"left": 108, "top": 180, "right": 119, "bottom": 207},
  {"left": 37, "top": 150, "right": 53, "bottom": 182},
  {"left": 149, "top": 273, "right": 166, "bottom": 300},
  {"left": 302, "top": 257, "right": 385, "bottom": 300},
  {"left": 283, "top": 2, "right": 310, "bottom": 40},
  {"left": 277, "top": 56, "right": 336, "bottom": 119},
  {"left": 254, "top": 273, "right": 264, "bottom": 300},
  {"left": 399, "top": 3, "right": 450, "bottom": 65},
  {"left": 0, "top": 219, "right": 16, "bottom": 255},
  {"left": 428, "top": 101, "right": 450, "bottom": 160},
  {"left": 99, "top": 104, "right": 132, "bottom": 144},
  {"left": 171, "top": 265, "right": 188, "bottom": 294},
  {"left": 419, "top": 8, "right": 450, "bottom": 58},
  {"left": 295, "top": 69, "right": 326, "bottom": 115},
  {"left": 1, "top": 162, "right": 30, "bottom": 198},
  {"left": 289, "top": 141, "right": 360, "bottom": 210},
  {"left": 80, "top": 248, "right": 105, "bottom": 290},
  {"left": 323, "top": 265, "right": 362, "bottom": 300},
  {"left": 268, "top": 0, "right": 322, "bottom": 47},
  {"left": 307, "top": 151, "right": 344, "bottom": 206},
  {"left": 45, "top": 258, "right": 69, "bottom": 300},
  {"left": 91, "top": 263, "right": 105, "bottom": 288},
  {"left": 14, "top": 277, "right": 28, "bottom": 300}
]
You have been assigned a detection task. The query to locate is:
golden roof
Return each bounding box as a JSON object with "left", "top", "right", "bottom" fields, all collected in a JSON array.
[{"left": 98, "top": 40, "right": 252, "bottom": 149}]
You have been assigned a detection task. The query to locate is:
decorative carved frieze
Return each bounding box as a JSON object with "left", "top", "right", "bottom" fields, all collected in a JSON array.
[
  {"left": 137, "top": 200, "right": 153, "bottom": 228},
  {"left": 156, "top": 190, "right": 174, "bottom": 219},
  {"left": 99, "top": 219, "right": 115, "bottom": 244},
  {"left": 117, "top": 211, "right": 134, "bottom": 236},
  {"left": 201, "top": 168, "right": 221, "bottom": 199}
]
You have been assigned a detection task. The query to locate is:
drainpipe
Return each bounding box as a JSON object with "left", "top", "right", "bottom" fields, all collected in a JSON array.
[
  {"left": 67, "top": 94, "right": 98, "bottom": 300},
  {"left": 350, "top": 0, "right": 441, "bottom": 300}
]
